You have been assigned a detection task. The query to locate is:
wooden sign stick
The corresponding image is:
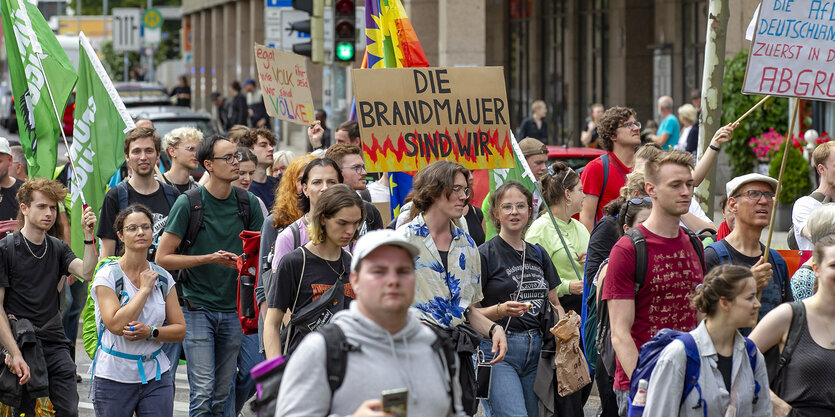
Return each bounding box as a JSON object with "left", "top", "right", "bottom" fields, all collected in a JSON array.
[
  {"left": 735, "top": 95, "right": 772, "bottom": 125},
  {"left": 764, "top": 100, "right": 801, "bottom": 264}
]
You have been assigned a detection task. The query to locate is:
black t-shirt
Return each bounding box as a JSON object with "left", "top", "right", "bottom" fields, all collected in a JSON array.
[
  {"left": 97, "top": 182, "right": 178, "bottom": 261},
  {"left": 438, "top": 250, "right": 449, "bottom": 272},
  {"left": 586, "top": 215, "right": 620, "bottom": 281},
  {"left": 249, "top": 176, "right": 279, "bottom": 210},
  {"left": 162, "top": 174, "right": 198, "bottom": 195},
  {"left": 464, "top": 204, "right": 485, "bottom": 247},
  {"left": 268, "top": 246, "right": 354, "bottom": 312},
  {"left": 479, "top": 237, "right": 561, "bottom": 332},
  {"left": 170, "top": 85, "right": 191, "bottom": 107},
  {"left": 0, "top": 233, "right": 76, "bottom": 327},
  {"left": 717, "top": 353, "right": 732, "bottom": 391},
  {"left": 0, "top": 178, "right": 23, "bottom": 221},
  {"left": 363, "top": 202, "right": 384, "bottom": 234}
]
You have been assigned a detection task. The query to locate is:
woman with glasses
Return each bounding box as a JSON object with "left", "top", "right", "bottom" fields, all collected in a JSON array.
[
  {"left": 475, "top": 181, "right": 564, "bottom": 417},
  {"left": 161, "top": 127, "right": 202, "bottom": 194},
  {"left": 91, "top": 204, "right": 186, "bottom": 417},
  {"left": 264, "top": 185, "right": 364, "bottom": 358}
]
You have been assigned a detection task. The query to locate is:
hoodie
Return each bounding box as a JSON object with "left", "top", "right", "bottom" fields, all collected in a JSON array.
[{"left": 275, "top": 303, "right": 465, "bottom": 417}]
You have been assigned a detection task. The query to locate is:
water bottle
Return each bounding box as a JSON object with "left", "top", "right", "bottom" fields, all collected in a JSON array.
[{"left": 632, "top": 379, "right": 648, "bottom": 407}]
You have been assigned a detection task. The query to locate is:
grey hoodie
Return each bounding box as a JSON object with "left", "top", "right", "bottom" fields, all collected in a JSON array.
[{"left": 275, "top": 303, "right": 465, "bottom": 417}]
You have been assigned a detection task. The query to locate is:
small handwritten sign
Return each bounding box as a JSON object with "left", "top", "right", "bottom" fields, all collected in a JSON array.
[{"left": 254, "top": 43, "right": 315, "bottom": 125}]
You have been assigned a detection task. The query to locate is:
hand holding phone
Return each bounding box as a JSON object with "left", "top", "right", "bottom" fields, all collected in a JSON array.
[{"left": 381, "top": 388, "right": 408, "bottom": 417}]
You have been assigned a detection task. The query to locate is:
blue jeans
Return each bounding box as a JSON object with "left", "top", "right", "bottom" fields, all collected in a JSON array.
[
  {"left": 182, "top": 309, "right": 243, "bottom": 417},
  {"left": 161, "top": 342, "right": 182, "bottom": 387},
  {"left": 93, "top": 371, "right": 174, "bottom": 417},
  {"left": 224, "top": 333, "right": 264, "bottom": 417},
  {"left": 477, "top": 329, "right": 541, "bottom": 417}
]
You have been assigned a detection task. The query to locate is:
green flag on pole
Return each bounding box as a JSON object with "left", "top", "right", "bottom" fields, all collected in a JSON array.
[
  {"left": 0, "top": 0, "right": 77, "bottom": 179},
  {"left": 70, "top": 33, "right": 133, "bottom": 257},
  {"left": 484, "top": 134, "right": 543, "bottom": 240}
]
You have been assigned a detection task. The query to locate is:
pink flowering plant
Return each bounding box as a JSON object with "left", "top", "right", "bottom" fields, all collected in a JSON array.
[{"left": 748, "top": 128, "right": 785, "bottom": 160}]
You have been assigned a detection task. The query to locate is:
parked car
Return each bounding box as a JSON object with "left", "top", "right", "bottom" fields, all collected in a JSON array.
[
  {"left": 127, "top": 105, "right": 217, "bottom": 139},
  {"left": 546, "top": 145, "right": 606, "bottom": 173},
  {"left": 115, "top": 82, "right": 171, "bottom": 107}
]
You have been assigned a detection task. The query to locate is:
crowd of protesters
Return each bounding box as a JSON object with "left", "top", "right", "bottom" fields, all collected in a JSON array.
[{"left": 2, "top": 97, "right": 835, "bottom": 417}]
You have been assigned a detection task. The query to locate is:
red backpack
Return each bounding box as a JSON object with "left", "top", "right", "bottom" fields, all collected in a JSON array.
[{"left": 237, "top": 230, "right": 261, "bottom": 335}]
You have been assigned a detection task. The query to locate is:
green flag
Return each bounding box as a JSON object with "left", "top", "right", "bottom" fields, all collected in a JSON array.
[
  {"left": 70, "top": 33, "right": 133, "bottom": 256},
  {"left": 484, "top": 134, "right": 543, "bottom": 240},
  {"left": 0, "top": 0, "right": 77, "bottom": 179}
]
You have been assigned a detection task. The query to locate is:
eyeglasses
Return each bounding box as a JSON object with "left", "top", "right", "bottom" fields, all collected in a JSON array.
[
  {"left": 500, "top": 203, "right": 530, "bottom": 214},
  {"left": 177, "top": 145, "right": 197, "bottom": 153},
  {"left": 735, "top": 190, "right": 776, "bottom": 201},
  {"left": 619, "top": 121, "right": 642, "bottom": 130},
  {"left": 452, "top": 185, "right": 471, "bottom": 198},
  {"left": 123, "top": 224, "right": 152, "bottom": 233},
  {"left": 211, "top": 152, "right": 243, "bottom": 164},
  {"left": 344, "top": 164, "right": 366, "bottom": 174}
]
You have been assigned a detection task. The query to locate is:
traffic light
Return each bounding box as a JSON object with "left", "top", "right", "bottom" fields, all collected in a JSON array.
[
  {"left": 290, "top": 0, "right": 324, "bottom": 63},
  {"left": 333, "top": 0, "right": 356, "bottom": 62}
]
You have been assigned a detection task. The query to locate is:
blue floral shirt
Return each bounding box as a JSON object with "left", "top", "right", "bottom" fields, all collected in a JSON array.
[{"left": 398, "top": 214, "right": 483, "bottom": 328}]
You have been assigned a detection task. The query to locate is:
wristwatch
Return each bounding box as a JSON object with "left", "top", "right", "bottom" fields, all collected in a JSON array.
[{"left": 146, "top": 326, "right": 159, "bottom": 341}]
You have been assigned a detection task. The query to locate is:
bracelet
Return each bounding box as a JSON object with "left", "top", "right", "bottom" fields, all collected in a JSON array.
[
  {"left": 496, "top": 303, "right": 501, "bottom": 317},
  {"left": 488, "top": 323, "right": 499, "bottom": 339},
  {"left": 83, "top": 239, "right": 94, "bottom": 245},
  {"left": 709, "top": 144, "right": 721, "bottom": 152}
]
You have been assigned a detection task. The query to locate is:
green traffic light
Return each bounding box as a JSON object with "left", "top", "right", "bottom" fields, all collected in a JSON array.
[{"left": 336, "top": 42, "right": 354, "bottom": 61}]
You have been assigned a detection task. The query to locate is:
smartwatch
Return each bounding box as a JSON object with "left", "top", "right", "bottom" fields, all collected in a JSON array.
[{"left": 147, "top": 326, "right": 159, "bottom": 341}]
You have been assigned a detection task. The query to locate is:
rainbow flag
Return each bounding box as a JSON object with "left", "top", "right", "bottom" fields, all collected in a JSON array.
[{"left": 361, "top": 0, "right": 428, "bottom": 219}]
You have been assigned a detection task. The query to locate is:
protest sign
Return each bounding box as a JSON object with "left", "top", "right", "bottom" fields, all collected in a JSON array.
[
  {"left": 253, "top": 43, "right": 314, "bottom": 125},
  {"left": 351, "top": 66, "right": 515, "bottom": 172},
  {"left": 743, "top": 0, "right": 835, "bottom": 100}
]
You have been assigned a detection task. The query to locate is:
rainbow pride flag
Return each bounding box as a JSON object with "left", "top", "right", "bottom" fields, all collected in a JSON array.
[{"left": 361, "top": 0, "right": 428, "bottom": 219}]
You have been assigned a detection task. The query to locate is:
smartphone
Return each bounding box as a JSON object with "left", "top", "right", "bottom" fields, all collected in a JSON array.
[
  {"left": 476, "top": 363, "right": 493, "bottom": 399},
  {"left": 382, "top": 387, "right": 408, "bottom": 417}
]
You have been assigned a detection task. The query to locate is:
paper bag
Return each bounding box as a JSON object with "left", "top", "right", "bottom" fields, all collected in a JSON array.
[{"left": 550, "top": 310, "right": 591, "bottom": 397}]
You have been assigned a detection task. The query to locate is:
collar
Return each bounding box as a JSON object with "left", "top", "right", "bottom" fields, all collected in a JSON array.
[{"left": 692, "top": 320, "right": 746, "bottom": 359}]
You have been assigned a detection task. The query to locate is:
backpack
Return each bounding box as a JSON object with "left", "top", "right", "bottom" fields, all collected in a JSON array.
[
  {"left": 593, "top": 154, "right": 610, "bottom": 223},
  {"left": 709, "top": 241, "right": 789, "bottom": 301},
  {"left": 115, "top": 180, "right": 179, "bottom": 212},
  {"left": 595, "top": 227, "right": 705, "bottom": 375},
  {"left": 250, "top": 323, "right": 459, "bottom": 417},
  {"left": 237, "top": 230, "right": 261, "bottom": 335},
  {"left": 626, "top": 328, "right": 761, "bottom": 417},
  {"left": 788, "top": 192, "right": 830, "bottom": 249},
  {"left": 81, "top": 258, "right": 169, "bottom": 359},
  {"left": 763, "top": 301, "right": 805, "bottom": 396}
]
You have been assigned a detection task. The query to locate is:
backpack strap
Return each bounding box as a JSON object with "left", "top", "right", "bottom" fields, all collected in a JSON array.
[
  {"left": 776, "top": 301, "right": 806, "bottom": 381},
  {"left": 594, "top": 154, "right": 609, "bottom": 223},
  {"left": 179, "top": 188, "right": 204, "bottom": 253},
  {"left": 677, "top": 333, "right": 707, "bottom": 415},
  {"left": 115, "top": 181, "right": 130, "bottom": 212},
  {"left": 233, "top": 186, "right": 252, "bottom": 230},
  {"left": 532, "top": 243, "right": 544, "bottom": 264},
  {"left": 768, "top": 249, "right": 789, "bottom": 301},
  {"left": 625, "top": 228, "right": 648, "bottom": 293},
  {"left": 4, "top": 234, "right": 13, "bottom": 278},
  {"left": 158, "top": 180, "right": 180, "bottom": 207},
  {"left": 426, "top": 324, "right": 459, "bottom": 414},
  {"left": 683, "top": 228, "right": 706, "bottom": 273},
  {"left": 290, "top": 220, "right": 301, "bottom": 250},
  {"left": 318, "top": 323, "right": 360, "bottom": 394},
  {"left": 744, "top": 337, "right": 761, "bottom": 404},
  {"left": 709, "top": 240, "right": 732, "bottom": 265}
]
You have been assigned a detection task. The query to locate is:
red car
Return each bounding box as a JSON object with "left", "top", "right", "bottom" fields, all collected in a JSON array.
[{"left": 546, "top": 145, "right": 607, "bottom": 172}]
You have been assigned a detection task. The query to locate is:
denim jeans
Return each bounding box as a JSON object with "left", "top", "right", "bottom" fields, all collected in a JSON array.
[
  {"left": 224, "top": 333, "right": 264, "bottom": 417},
  {"left": 93, "top": 371, "right": 174, "bottom": 417},
  {"left": 477, "top": 329, "right": 541, "bottom": 417},
  {"left": 182, "top": 309, "right": 243, "bottom": 417},
  {"left": 161, "top": 342, "right": 182, "bottom": 388}
]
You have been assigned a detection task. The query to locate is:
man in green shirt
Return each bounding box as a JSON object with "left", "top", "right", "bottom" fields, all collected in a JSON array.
[{"left": 156, "top": 135, "right": 263, "bottom": 416}]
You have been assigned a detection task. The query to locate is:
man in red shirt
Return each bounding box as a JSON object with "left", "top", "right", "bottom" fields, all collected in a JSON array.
[
  {"left": 579, "top": 107, "right": 641, "bottom": 232},
  {"left": 601, "top": 150, "right": 704, "bottom": 415}
]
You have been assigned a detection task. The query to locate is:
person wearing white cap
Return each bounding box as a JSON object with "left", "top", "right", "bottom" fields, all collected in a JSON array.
[
  {"left": 704, "top": 173, "right": 792, "bottom": 325},
  {"left": 0, "top": 137, "right": 24, "bottom": 235},
  {"left": 275, "top": 229, "right": 465, "bottom": 417}
]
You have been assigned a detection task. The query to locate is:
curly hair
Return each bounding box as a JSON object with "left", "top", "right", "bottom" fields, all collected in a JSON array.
[
  {"left": 597, "top": 106, "right": 637, "bottom": 152},
  {"left": 272, "top": 154, "right": 317, "bottom": 228},
  {"left": 409, "top": 160, "right": 469, "bottom": 218},
  {"left": 238, "top": 128, "right": 276, "bottom": 148},
  {"left": 16, "top": 178, "right": 68, "bottom": 236},
  {"left": 540, "top": 161, "right": 580, "bottom": 206},
  {"left": 307, "top": 184, "right": 366, "bottom": 245}
]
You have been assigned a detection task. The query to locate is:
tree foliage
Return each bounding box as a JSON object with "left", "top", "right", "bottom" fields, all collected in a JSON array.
[
  {"left": 769, "top": 141, "right": 811, "bottom": 203},
  {"left": 721, "top": 50, "right": 789, "bottom": 177}
]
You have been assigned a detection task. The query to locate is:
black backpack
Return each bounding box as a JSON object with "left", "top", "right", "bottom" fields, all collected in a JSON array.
[
  {"left": 250, "top": 323, "right": 459, "bottom": 416},
  {"left": 595, "top": 227, "right": 705, "bottom": 375}
]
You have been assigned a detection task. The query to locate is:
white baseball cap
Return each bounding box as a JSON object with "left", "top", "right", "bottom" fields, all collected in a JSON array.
[
  {"left": 350, "top": 229, "right": 420, "bottom": 272},
  {"left": 0, "top": 137, "right": 11, "bottom": 156},
  {"left": 726, "top": 173, "right": 778, "bottom": 197}
]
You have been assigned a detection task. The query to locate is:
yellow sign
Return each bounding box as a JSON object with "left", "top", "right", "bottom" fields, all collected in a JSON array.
[{"left": 142, "top": 8, "right": 162, "bottom": 29}]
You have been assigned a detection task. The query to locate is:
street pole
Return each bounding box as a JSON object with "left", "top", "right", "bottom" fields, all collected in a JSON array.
[
  {"left": 103, "top": 0, "right": 108, "bottom": 40},
  {"left": 124, "top": 52, "right": 128, "bottom": 81}
]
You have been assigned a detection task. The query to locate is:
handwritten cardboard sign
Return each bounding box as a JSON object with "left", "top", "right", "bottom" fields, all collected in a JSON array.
[
  {"left": 351, "top": 66, "right": 515, "bottom": 172},
  {"left": 254, "top": 43, "right": 315, "bottom": 125},
  {"left": 743, "top": 0, "right": 835, "bottom": 100}
]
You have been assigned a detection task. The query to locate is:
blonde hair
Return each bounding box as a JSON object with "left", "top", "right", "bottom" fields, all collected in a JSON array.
[
  {"left": 163, "top": 127, "right": 203, "bottom": 150},
  {"left": 678, "top": 104, "right": 698, "bottom": 124},
  {"left": 813, "top": 140, "right": 835, "bottom": 168}
]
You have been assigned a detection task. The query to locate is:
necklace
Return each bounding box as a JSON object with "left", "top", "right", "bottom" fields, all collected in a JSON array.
[
  {"left": 312, "top": 246, "right": 346, "bottom": 280},
  {"left": 22, "top": 234, "right": 48, "bottom": 260}
]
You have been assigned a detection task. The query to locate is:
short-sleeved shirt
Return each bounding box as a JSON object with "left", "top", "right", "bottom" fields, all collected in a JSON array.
[
  {"left": 249, "top": 176, "right": 279, "bottom": 211},
  {"left": 601, "top": 225, "right": 703, "bottom": 390},
  {"left": 792, "top": 195, "right": 823, "bottom": 251},
  {"left": 164, "top": 186, "right": 264, "bottom": 312},
  {"left": 479, "top": 237, "right": 560, "bottom": 332},
  {"left": 0, "top": 233, "right": 76, "bottom": 327},
  {"left": 0, "top": 178, "right": 23, "bottom": 221},
  {"left": 97, "top": 182, "right": 179, "bottom": 261},
  {"left": 791, "top": 265, "right": 816, "bottom": 301},
  {"left": 526, "top": 216, "right": 589, "bottom": 298},
  {"left": 397, "top": 213, "right": 483, "bottom": 328},
  {"left": 658, "top": 113, "right": 681, "bottom": 150},
  {"left": 268, "top": 246, "right": 354, "bottom": 312},
  {"left": 91, "top": 261, "right": 173, "bottom": 383},
  {"left": 580, "top": 152, "right": 631, "bottom": 223},
  {"left": 704, "top": 240, "right": 792, "bottom": 322}
]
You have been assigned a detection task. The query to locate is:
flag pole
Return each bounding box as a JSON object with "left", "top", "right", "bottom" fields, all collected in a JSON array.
[
  {"left": 763, "top": 99, "right": 801, "bottom": 264},
  {"left": 734, "top": 95, "right": 772, "bottom": 125}
]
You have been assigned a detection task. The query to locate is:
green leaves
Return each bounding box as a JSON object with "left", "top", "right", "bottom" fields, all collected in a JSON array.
[{"left": 769, "top": 141, "right": 811, "bottom": 203}]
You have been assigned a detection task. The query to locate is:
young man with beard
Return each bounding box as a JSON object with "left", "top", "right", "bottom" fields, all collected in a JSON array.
[
  {"left": 238, "top": 128, "right": 279, "bottom": 209},
  {"left": 705, "top": 174, "right": 792, "bottom": 322},
  {"left": 156, "top": 135, "right": 263, "bottom": 417},
  {"left": 602, "top": 151, "right": 705, "bottom": 416},
  {"left": 0, "top": 178, "right": 97, "bottom": 416},
  {"left": 324, "top": 144, "right": 384, "bottom": 233}
]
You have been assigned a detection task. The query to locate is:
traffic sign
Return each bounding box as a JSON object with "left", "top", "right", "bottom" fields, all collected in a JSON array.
[
  {"left": 143, "top": 8, "right": 163, "bottom": 29},
  {"left": 265, "top": 0, "right": 292, "bottom": 7},
  {"left": 280, "top": 9, "right": 312, "bottom": 52},
  {"left": 113, "top": 8, "right": 141, "bottom": 52}
]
